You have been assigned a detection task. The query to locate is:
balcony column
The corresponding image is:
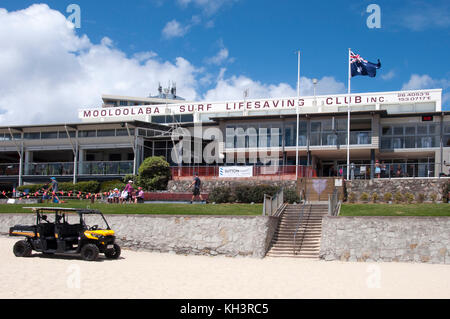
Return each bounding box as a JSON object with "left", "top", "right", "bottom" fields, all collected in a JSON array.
[
  {"left": 370, "top": 149, "right": 375, "bottom": 180},
  {"left": 24, "top": 150, "right": 32, "bottom": 175},
  {"left": 78, "top": 149, "right": 85, "bottom": 175}
]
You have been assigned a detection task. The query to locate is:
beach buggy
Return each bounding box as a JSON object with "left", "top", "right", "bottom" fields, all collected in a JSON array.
[{"left": 9, "top": 207, "right": 121, "bottom": 261}]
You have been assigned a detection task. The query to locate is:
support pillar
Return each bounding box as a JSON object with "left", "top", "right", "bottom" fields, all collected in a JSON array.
[{"left": 370, "top": 149, "right": 375, "bottom": 180}]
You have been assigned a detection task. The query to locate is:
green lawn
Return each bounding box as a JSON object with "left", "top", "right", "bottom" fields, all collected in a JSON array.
[
  {"left": 0, "top": 200, "right": 262, "bottom": 216},
  {"left": 340, "top": 203, "right": 450, "bottom": 216}
]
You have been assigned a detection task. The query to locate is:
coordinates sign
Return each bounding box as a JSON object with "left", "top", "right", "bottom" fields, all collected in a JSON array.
[{"left": 219, "top": 166, "right": 253, "bottom": 178}]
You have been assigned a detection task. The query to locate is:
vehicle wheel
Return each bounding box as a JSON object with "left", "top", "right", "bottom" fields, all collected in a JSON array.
[
  {"left": 80, "top": 244, "right": 99, "bottom": 261},
  {"left": 104, "top": 244, "right": 121, "bottom": 259},
  {"left": 13, "top": 240, "right": 32, "bottom": 257}
]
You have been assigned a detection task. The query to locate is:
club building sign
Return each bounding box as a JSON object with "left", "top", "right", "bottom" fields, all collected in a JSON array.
[{"left": 78, "top": 89, "right": 442, "bottom": 122}]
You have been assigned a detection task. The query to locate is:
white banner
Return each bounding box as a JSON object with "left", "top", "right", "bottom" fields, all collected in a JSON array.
[
  {"left": 219, "top": 166, "right": 253, "bottom": 178},
  {"left": 78, "top": 89, "right": 442, "bottom": 121}
]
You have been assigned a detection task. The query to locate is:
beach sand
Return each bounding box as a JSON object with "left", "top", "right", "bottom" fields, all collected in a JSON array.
[{"left": 1, "top": 237, "right": 449, "bottom": 299}]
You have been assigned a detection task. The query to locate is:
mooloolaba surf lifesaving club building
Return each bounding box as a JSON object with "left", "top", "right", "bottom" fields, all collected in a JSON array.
[{"left": 0, "top": 88, "right": 449, "bottom": 189}]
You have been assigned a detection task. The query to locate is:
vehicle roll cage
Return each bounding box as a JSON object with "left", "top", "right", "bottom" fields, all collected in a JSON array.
[{"left": 23, "top": 207, "right": 111, "bottom": 230}]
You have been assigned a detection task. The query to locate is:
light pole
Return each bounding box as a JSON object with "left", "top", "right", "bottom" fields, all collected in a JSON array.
[
  {"left": 312, "top": 78, "right": 318, "bottom": 106},
  {"left": 295, "top": 50, "right": 301, "bottom": 180}
]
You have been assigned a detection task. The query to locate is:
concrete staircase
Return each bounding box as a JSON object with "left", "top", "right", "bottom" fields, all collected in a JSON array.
[{"left": 266, "top": 203, "right": 328, "bottom": 258}]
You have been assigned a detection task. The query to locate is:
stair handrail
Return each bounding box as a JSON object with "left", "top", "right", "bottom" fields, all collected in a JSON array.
[
  {"left": 293, "top": 188, "right": 310, "bottom": 255},
  {"left": 262, "top": 188, "right": 285, "bottom": 216},
  {"left": 328, "top": 187, "right": 341, "bottom": 216}
]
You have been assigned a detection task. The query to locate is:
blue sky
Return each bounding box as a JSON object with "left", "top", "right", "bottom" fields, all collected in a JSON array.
[{"left": 0, "top": 0, "right": 449, "bottom": 124}]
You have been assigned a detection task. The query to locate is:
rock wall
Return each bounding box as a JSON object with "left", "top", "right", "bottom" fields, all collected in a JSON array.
[
  {"left": 346, "top": 178, "right": 449, "bottom": 202},
  {"left": 320, "top": 216, "right": 450, "bottom": 264},
  {"left": 0, "top": 214, "right": 279, "bottom": 258},
  {"left": 168, "top": 179, "right": 297, "bottom": 193}
]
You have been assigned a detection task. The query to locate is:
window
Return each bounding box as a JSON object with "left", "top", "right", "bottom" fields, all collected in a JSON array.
[
  {"left": 97, "top": 130, "right": 115, "bottom": 137},
  {"left": 24, "top": 132, "right": 40, "bottom": 140},
  {"left": 41, "top": 132, "right": 58, "bottom": 139},
  {"left": 79, "top": 130, "right": 96, "bottom": 138}
]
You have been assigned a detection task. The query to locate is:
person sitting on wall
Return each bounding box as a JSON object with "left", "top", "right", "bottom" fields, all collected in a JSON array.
[{"left": 135, "top": 187, "right": 145, "bottom": 204}]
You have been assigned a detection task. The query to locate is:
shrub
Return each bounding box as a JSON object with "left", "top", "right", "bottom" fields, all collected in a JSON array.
[
  {"left": 360, "top": 192, "right": 369, "bottom": 202},
  {"left": 137, "top": 156, "right": 171, "bottom": 191},
  {"left": 405, "top": 192, "right": 414, "bottom": 204},
  {"left": 284, "top": 188, "right": 300, "bottom": 204},
  {"left": 384, "top": 192, "right": 393, "bottom": 203},
  {"left": 442, "top": 181, "right": 450, "bottom": 203},
  {"left": 430, "top": 193, "right": 437, "bottom": 203},
  {"left": 100, "top": 180, "right": 126, "bottom": 192},
  {"left": 234, "top": 184, "right": 279, "bottom": 203},
  {"left": 416, "top": 193, "right": 426, "bottom": 203},
  {"left": 209, "top": 186, "right": 235, "bottom": 203},
  {"left": 371, "top": 193, "right": 379, "bottom": 203},
  {"left": 123, "top": 174, "right": 138, "bottom": 184},
  {"left": 17, "top": 184, "right": 45, "bottom": 193},
  {"left": 348, "top": 192, "right": 356, "bottom": 203},
  {"left": 394, "top": 191, "right": 404, "bottom": 204}
]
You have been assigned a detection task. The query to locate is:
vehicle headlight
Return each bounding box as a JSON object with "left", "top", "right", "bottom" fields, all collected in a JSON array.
[{"left": 90, "top": 233, "right": 103, "bottom": 239}]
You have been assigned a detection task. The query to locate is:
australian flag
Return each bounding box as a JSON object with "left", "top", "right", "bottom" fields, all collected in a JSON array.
[{"left": 350, "top": 51, "right": 381, "bottom": 78}]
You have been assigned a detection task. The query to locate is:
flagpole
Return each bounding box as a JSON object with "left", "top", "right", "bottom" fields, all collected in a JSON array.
[
  {"left": 295, "top": 50, "right": 300, "bottom": 180},
  {"left": 347, "top": 48, "right": 351, "bottom": 181}
]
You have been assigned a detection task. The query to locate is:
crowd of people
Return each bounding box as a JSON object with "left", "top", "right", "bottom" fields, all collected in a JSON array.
[{"left": 107, "top": 180, "right": 145, "bottom": 204}]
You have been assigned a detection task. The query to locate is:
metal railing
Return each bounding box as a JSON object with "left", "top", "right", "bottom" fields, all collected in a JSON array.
[
  {"left": 293, "top": 188, "right": 310, "bottom": 255},
  {"left": 262, "top": 188, "right": 285, "bottom": 216},
  {"left": 328, "top": 187, "right": 341, "bottom": 216},
  {"left": 171, "top": 165, "right": 316, "bottom": 178},
  {"left": 79, "top": 161, "right": 134, "bottom": 176},
  {"left": 0, "top": 163, "right": 20, "bottom": 176},
  {"left": 25, "top": 162, "right": 74, "bottom": 176},
  {"left": 337, "top": 162, "right": 448, "bottom": 180}
]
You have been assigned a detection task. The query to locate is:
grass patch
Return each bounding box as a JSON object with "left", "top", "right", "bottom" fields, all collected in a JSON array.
[
  {"left": 0, "top": 200, "right": 262, "bottom": 216},
  {"left": 340, "top": 203, "right": 450, "bottom": 217}
]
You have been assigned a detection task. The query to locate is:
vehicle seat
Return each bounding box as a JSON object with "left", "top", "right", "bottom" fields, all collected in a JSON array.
[
  {"left": 59, "top": 224, "right": 83, "bottom": 241},
  {"left": 38, "top": 223, "right": 55, "bottom": 239}
]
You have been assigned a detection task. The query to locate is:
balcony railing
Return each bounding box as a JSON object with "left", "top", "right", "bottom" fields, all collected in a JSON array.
[
  {"left": 336, "top": 162, "right": 446, "bottom": 179},
  {"left": 3, "top": 161, "right": 134, "bottom": 177},
  {"left": 79, "top": 161, "right": 133, "bottom": 176},
  {"left": 25, "top": 162, "right": 74, "bottom": 176},
  {"left": 0, "top": 163, "right": 20, "bottom": 176}
]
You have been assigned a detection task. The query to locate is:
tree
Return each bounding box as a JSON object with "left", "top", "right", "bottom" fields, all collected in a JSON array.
[{"left": 137, "top": 156, "right": 171, "bottom": 191}]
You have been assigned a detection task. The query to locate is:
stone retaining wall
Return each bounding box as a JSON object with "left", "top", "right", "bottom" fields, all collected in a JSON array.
[
  {"left": 346, "top": 178, "right": 449, "bottom": 202},
  {"left": 0, "top": 214, "right": 279, "bottom": 258},
  {"left": 168, "top": 179, "right": 297, "bottom": 193},
  {"left": 320, "top": 216, "right": 450, "bottom": 264}
]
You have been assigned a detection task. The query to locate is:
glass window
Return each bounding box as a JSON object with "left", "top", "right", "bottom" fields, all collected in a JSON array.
[
  {"left": 311, "top": 122, "right": 321, "bottom": 132},
  {"left": 41, "top": 132, "right": 58, "bottom": 139},
  {"left": 97, "top": 130, "right": 116, "bottom": 137},
  {"left": 405, "top": 126, "right": 415, "bottom": 135},
  {"left": 24, "top": 132, "right": 40, "bottom": 140},
  {"left": 417, "top": 125, "right": 427, "bottom": 135},
  {"left": 152, "top": 115, "right": 166, "bottom": 123},
  {"left": 393, "top": 126, "right": 403, "bottom": 135},
  {"left": 79, "top": 130, "right": 96, "bottom": 138},
  {"left": 180, "top": 114, "right": 194, "bottom": 122},
  {"left": 115, "top": 129, "right": 128, "bottom": 136},
  {"left": 382, "top": 126, "right": 392, "bottom": 135},
  {"left": 445, "top": 122, "right": 450, "bottom": 134},
  {"left": 119, "top": 101, "right": 128, "bottom": 106},
  {"left": 58, "top": 131, "right": 76, "bottom": 138}
]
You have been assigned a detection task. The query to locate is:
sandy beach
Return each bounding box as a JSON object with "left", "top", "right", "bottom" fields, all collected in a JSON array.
[{"left": 1, "top": 237, "right": 449, "bottom": 299}]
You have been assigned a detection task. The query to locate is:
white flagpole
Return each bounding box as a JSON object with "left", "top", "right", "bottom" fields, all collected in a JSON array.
[
  {"left": 295, "top": 50, "right": 301, "bottom": 180},
  {"left": 347, "top": 48, "right": 351, "bottom": 180}
]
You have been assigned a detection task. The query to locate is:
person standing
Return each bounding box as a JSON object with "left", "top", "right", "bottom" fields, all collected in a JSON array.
[
  {"left": 375, "top": 160, "right": 381, "bottom": 178},
  {"left": 122, "top": 180, "right": 134, "bottom": 203},
  {"left": 189, "top": 173, "right": 204, "bottom": 203},
  {"left": 48, "top": 177, "right": 60, "bottom": 203}
]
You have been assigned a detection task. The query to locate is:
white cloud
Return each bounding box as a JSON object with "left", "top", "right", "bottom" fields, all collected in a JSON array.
[
  {"left": 402, "top": 74, "right": 450, "bottom": 105},
  {"left": 161, "top": 19, "right": 190, "bottom": 39},
  {"left": 381, "top": 70, "right": 395, "bottom": 81},
  {"left": 395, "top": 1, "right": 450, "bottom": 31},
  {"left": 202, "top": 70, "right": 345, "bottom": 101},
  {"left": 0, "top": 5, "right": 200, "bottom": 125},
  {"left": 177, "top": 0, "right": 238, "bottom": 16},
  {"left": 205, "top": 47, "right": 234, "bottom": 65},
  {"left": 0, "top": 4, "right": 348, "bottom": 125}
]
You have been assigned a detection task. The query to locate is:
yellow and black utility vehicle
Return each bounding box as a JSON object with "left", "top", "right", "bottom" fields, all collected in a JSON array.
[{"left": 9, "top": 207, "right": 121, "bottom": 261}]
